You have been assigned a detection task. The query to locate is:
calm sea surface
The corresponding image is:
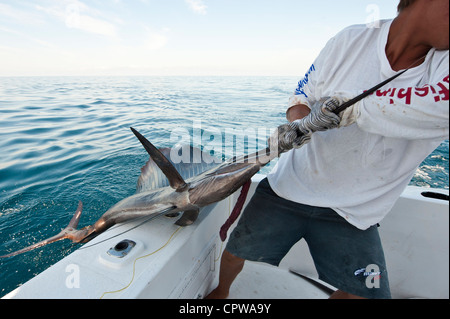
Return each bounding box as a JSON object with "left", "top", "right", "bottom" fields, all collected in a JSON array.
[{"left": 0, "top": 76, "right": 448, "bottom": 297}]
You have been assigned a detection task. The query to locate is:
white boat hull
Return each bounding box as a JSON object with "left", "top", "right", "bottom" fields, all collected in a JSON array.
[{"left": 3, "top": 174, "right": 448, "bottom": 299}]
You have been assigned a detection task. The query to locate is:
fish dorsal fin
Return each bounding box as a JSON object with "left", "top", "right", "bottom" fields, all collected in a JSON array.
[
  {"left": 131, "top": 127, "right": 187, "bottom": 191},
  {"left": 136, "top": 146, "right": 221, "bottom": 194},
  {"left": 136, "top": 148, "right": 175, "bottom": 192}
]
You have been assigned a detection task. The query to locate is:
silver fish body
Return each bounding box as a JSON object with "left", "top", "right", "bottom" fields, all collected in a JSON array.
[{"left": 0, "top": 128, "right": 276, "bottom": 257}]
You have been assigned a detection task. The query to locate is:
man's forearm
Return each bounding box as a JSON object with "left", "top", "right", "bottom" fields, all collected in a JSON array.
[{"left": 286, "top": 104, "right": 310, "bottom": 122}]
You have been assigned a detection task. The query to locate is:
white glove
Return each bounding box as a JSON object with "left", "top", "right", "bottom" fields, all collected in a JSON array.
[{"left": 269, "top": 97, "right": 345, "bottom": 153}]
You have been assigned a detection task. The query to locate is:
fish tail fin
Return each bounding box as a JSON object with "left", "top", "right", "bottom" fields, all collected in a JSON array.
[{"left": 0, "top": 201, "right": 85, "bottom": 258}]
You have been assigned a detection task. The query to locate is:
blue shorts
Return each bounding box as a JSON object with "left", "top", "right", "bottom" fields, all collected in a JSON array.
[{"left": 226, "top": 178, "right": 391, "bottom": 299}]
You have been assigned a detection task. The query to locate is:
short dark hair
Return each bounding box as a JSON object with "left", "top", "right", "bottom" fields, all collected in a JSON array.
[{"left": 398, "top": 0, "right": 417, "bottom": 12}]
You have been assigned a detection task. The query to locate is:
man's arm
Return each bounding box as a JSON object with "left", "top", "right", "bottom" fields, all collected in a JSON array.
[
  {"left": 286, "top": 104, "right": 310, "bottom": 122},
  {"left": 269, "top": 98, "right": 343, "bottom": 153}
]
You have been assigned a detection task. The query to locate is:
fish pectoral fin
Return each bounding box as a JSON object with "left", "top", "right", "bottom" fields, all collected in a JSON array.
[
  {"left": 175, "top": 208, "right": 200, "bottom": 226},
  {"left": 130, "top": 127, "right": 187, "bottom": 191}
]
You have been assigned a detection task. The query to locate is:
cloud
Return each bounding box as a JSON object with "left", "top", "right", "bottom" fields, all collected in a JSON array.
[
  {"left": 35, "top": 1, "right": 117, "bottom": 38},
  {"left": 0, "top": 25, "right": 59, "bottom": 50},
  {"left": 0, "top": 3, "right": 45, "bottom": 25},
  {"left": 67, "top": 10, "right": 117, "bottom": 38},
  {"left": 185, "top": 0, "right": 207, "bottom": 15}
]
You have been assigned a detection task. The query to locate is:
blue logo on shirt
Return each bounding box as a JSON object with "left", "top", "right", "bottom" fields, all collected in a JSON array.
[{"left": 295, "top": 64, "right": 315, "bottom": 98}]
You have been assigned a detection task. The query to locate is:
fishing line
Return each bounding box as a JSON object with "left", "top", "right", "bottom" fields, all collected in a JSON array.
[{"left": 77, "top": 207, "right": 176, "bottom": 251}]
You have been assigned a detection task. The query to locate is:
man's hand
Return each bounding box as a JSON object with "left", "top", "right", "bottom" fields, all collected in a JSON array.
[{"left": 269, "top": 97, "right": 344, "bottom": 153}]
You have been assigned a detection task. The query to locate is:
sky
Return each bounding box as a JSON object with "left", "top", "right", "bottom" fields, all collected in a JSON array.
[{"left": 0, "top": 0, "right": 398, "bottom": 76}]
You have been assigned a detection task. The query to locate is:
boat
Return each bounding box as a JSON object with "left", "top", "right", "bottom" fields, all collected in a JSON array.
[{"left": 2, "top": 174, "right": 448, "bottom": 299}]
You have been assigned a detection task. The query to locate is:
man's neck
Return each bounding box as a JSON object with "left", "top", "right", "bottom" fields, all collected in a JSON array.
[{"left": 386, "top": 11, "right": 432, "bottom": 71}]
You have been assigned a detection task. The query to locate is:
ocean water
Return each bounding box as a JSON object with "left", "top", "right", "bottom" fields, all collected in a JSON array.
[{"left": 0, "top": 76, "right": 448, "bottom": 297}]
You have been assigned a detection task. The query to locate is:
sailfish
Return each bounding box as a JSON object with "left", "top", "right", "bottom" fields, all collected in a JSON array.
[{"left": 0, "top": 127, "right": 277, "bottom": 258}]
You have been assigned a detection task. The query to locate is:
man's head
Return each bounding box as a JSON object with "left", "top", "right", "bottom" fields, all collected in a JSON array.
[
  {"left": 397, "top": 0, "right": 416, "bottom": 12},
  {"left": 398, "top": 0, "right": 449, "bottom": 50}
]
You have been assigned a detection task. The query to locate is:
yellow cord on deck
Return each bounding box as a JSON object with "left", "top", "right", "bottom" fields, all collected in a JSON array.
[
  {"left": 99, "top": 226, "right": 182, "bottom": 299},
  {"left": 100, "top": 196, "right": 235, "bottom": 298}
]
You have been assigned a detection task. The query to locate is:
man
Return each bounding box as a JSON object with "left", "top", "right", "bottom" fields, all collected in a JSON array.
[{"left": 207, "top": 0, "right": 449, "bottom": 299}]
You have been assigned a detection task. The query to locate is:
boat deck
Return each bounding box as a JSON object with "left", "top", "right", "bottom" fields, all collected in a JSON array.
[{"left": 227, "top": 261, "right": 330, "bottom": 299}]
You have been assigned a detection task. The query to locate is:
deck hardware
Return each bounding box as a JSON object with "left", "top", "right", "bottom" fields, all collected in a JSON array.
[{"left": 107, "top": 239, "right": 136, "bottom": 258}]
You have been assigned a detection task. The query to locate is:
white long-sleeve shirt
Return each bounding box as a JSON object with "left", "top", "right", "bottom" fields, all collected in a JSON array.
[{"left": 267, "top": 20, "right": 449, "bottom": 230}]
